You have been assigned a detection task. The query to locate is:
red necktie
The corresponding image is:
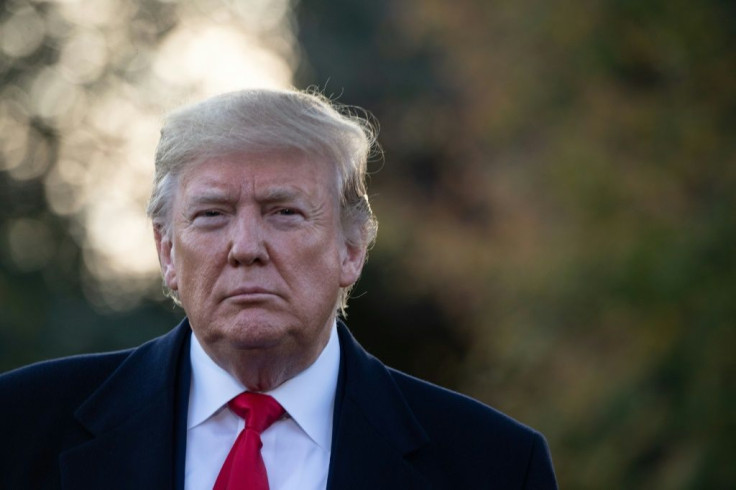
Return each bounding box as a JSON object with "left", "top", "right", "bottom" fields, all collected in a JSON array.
[{"left": 214, "top": 392, "right": 285, "bottom": 490}]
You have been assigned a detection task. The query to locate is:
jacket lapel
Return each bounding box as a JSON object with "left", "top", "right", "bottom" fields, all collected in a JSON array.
[
  {"left": 328, "top": 323, "right": 432, "bottom": 490},
  {"left": 59, "top": 319, "right": 191, "bottom": 490}
]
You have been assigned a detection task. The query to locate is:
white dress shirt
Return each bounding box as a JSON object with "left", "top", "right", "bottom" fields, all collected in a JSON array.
[{"left": 184, "top": 324, "right": 340, "bottom": 490}]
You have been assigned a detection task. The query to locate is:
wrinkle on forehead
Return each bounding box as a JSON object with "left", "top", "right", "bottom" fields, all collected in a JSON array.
[{"left": 175, "top": 152, "right": 339, "bottom": 213}]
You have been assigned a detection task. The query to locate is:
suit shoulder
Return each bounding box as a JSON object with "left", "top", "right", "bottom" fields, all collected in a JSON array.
[
  {"left": 388, "top": 367, "right": 542, "bottom": 444},
  {"left": 0, "top": 350, "right": 132, "bottom": 409},
  {"left": 388, "top": 368, "right": 557, "bottom": 488}
]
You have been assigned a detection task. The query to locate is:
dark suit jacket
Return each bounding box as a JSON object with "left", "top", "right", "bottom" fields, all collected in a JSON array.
[{"left": 0, "top": 319, "right": 557, "bottom": 489}]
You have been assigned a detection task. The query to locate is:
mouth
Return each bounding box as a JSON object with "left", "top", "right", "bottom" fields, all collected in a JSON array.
[{"left": 224, "top": 287, "right": 279, "bottom": 303}]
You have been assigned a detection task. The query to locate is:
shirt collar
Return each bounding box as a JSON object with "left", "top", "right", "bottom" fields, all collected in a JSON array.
[{"left": 187, "top": 322, "right": 340, "bottom": 451}]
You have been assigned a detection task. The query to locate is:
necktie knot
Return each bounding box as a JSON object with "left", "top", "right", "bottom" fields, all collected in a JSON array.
[
  {"left": 215, "top": 393, "right": 284, "bottom": 490},
  {"left": 229, "top": 392, "right": 284, "bottom": 435}
]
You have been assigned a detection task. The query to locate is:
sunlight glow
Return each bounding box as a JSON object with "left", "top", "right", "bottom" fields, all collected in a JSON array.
[
  {"left": 154, "top": 24, "right": 293, "bottom": 94},
  {"left": 1, "top": 0, "right": 298, "bottom": 310}
]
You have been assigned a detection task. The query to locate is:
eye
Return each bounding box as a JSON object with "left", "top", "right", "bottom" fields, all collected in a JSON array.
[
  {"left": 269, "top": 207, "right": 306, "bottom": 226},
  {"left": 191, "top": 210, "right": 221, "bottom": 220},
  {"left": 190, "top": 209, "right": 227, "bottom": 227}
]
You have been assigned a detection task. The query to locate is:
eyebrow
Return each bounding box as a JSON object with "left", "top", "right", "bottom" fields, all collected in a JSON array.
[
  {"left": 183, "top": 185, "right": 312, "bottom": 208},
  {"left": 184, "top": 188, "right": 236, "bottom": 207}
]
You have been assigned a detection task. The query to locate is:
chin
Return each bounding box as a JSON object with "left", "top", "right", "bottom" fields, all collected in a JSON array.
[{"left": 224, "top": 317, "right": 291, "bottom": 350}]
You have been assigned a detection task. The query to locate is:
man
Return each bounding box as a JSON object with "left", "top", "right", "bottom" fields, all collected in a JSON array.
[{"left": 0, "top": 89, "right": 558, "bottom": 489}]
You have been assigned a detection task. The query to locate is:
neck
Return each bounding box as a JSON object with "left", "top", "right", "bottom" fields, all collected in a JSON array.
[{"left": 199, "top": 327, "right": 333, "bottom": 392}]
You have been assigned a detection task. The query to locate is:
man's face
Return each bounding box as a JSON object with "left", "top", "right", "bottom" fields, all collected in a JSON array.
[{"left": 155, "top": 151, "right": 365, "bottom": 388}]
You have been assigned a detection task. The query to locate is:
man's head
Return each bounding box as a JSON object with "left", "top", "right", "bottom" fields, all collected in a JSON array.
[
  {"left": 147, "top": 88, "right": 378, "bottom": 311},
  {"left": 147, "top": 88, "right": 378, "bottom": 390}
]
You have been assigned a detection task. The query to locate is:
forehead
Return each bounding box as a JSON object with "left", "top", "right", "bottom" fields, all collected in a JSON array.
[{"left": 176, "top": 151, "right": 338, "bottom": 201}]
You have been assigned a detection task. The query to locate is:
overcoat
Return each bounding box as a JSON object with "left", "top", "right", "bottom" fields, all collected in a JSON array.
[{"left": 0, "top": 319, "right": 558, "bottom": 489}]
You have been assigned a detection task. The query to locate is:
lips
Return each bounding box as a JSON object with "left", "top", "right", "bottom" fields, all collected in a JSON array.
[{"left": 224, "top": 286, "right": 280, "bottom": 302}]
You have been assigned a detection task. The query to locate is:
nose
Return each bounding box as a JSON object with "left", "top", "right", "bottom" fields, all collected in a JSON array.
[{"left": 227, "top": 211, "right": 269, "bottom": 266}]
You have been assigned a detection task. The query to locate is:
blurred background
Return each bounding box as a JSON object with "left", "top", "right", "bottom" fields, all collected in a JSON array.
[{"left": 1, "top": 0, "right": 734, "bottom": 487}]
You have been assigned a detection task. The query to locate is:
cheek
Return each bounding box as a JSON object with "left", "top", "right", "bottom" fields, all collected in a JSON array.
[
  {"left": 290, "top": 238, "right": 344, "bottom": 285},
  {"left": 175, "top": 238, "right": 226, "bottom": 295}
]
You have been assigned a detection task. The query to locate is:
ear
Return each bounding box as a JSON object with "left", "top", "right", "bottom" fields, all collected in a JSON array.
[
  {"left": 339, "top": 239, "right": 367, "bottom": 288},
  {"left": 154, "top": 225, "right": 178, "bottom": 292}
]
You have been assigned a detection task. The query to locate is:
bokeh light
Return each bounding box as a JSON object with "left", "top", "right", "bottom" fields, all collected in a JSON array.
[{"left": 1, "top": 0, "right": 297, "bottom": 310}]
